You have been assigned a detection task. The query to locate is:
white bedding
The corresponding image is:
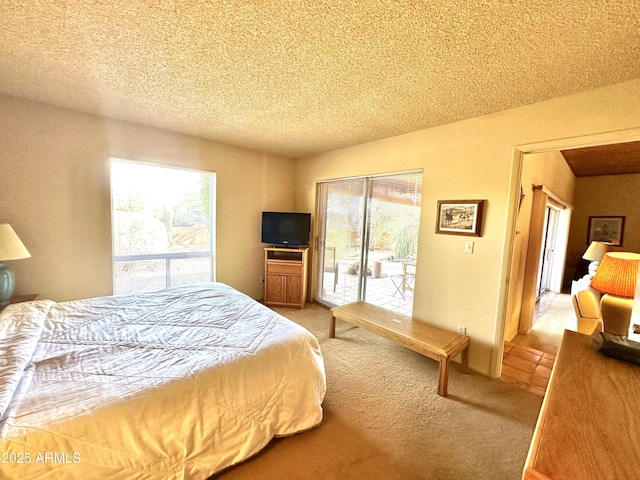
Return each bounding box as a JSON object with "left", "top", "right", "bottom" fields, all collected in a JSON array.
[{"left": 0, "top": 283, "right": 326, "bottom": 479}]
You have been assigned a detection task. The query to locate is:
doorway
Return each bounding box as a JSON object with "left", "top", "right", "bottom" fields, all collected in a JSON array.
[
  {"left": 499, "top": 130, "right": 640, "bottom": 382},
  {"left": 502, "top": 144, "right": 579, "bottom": 379},
  {"left": 520, "top": 187, "right": 572, "bottom": 332},
  {"left": 501, "top": 169, "right": 572, "bottom": 395}
]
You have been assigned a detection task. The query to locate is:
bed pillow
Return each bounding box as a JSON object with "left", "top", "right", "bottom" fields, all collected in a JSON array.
[{"left": 0, "top": 300, "right": 54, "bottom": 418}]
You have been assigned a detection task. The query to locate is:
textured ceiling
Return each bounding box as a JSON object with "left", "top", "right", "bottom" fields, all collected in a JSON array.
[{"left": 1, "top": 1, "right": 639, "bottom": 159}]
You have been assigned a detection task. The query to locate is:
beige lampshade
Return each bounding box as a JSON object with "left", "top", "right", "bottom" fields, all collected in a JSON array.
[
  {"left": 591, "top": 252, "right": 640, "bottom": 298},
  {"left": 582, "top": 241, "right": 610, "bottom": 263},
  {"left": 0, "top": 224, "right": 31, "bottom": 261}
]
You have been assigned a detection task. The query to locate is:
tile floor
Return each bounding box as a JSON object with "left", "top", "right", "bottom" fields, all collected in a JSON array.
[
  {"left": 500, "top": 291, "right": 570, "bottom": 396},
  {"left": 501, "top": 343, "right": 556, "bottom": 396}
]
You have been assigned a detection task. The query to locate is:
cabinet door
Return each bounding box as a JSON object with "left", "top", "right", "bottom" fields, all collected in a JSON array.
[
  {"left": 285, "top": 275, "right": 302, "bottom": 305},
  {"left": 266, "top": 275, "right": 286, "bottom": 303}
]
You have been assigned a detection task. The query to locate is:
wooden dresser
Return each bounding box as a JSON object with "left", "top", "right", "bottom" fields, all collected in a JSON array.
[{"left": 523, "top": 330, "right": 640, "bottom": 480}]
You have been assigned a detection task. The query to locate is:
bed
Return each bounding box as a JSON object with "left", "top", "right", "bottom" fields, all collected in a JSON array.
[{"left": 0, "top": 282, "right": 326, "bottom": 479}]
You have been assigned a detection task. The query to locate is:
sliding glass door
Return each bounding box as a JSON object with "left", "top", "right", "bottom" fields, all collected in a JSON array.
[{"left": 316, "top": 171, "right": 423, "bottom": 315}]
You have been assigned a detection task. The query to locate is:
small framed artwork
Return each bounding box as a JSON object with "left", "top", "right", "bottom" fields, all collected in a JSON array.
[
  {"left": 587, "top": 216, "right": 625, "bottom": 246},
  {"left": 436, "top": 200, "right": 485, "bottom": 236}
]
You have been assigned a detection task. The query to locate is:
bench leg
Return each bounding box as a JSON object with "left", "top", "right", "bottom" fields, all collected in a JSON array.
[
  {"left": 329, "top": 314, "right": 336, "bottom": 338},
  {"left": 460, "top": 346, "right": 470, "bottom": 374},
  {"left": 438, "top": 357, "right": 450, "bottom": 397}
]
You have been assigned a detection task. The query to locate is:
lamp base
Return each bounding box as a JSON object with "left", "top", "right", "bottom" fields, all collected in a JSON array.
[
  {"left": 600, "top": 294, "right": 634, "bottom": 337},
  {"left": 0, "top": 263, "right": 15, "bottom": 304}
]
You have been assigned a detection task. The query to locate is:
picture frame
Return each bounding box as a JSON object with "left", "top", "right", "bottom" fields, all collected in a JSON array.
[
  {"left": 436, "top": 200, "right": 485, "bottom": 236},
  {"left": 587, "top": 216, "right": 625, "bottom": 246}
]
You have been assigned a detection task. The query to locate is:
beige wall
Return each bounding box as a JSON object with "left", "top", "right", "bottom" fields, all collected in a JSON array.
[
  {"left": 524, "top": 151, "right": 575, "bottom": 203},
  {"left": 0, "top": 94, "right": 295, "bottom": 302},
  {"left": 296, "top": 79, "right": 640, "bottom": 376},
  {"left": 565, "top": 173, "right": 640, "bottom": 284}
]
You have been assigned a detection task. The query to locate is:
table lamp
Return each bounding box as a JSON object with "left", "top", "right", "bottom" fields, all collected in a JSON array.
[
  {"left": 591, "top": 252, "right": 640, "bottom": 336},
  {"left": 628, "top": 273, "right": 640, "bottom": 342},
  {"left": 0, "top": 224, "right": 31, "bottom": 305},
  {"left": 582, "top": 241, "right": 610, "bottom": 277}
]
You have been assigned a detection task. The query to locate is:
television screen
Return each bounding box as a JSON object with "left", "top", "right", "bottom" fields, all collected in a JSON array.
[{"left": 262, "top": 212, "right": 311, "bottom": 246}]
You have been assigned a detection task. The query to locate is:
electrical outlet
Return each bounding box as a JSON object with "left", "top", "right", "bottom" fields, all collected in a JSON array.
[{"left": 457, "top": 325, "right": 467, "bottom": 335}]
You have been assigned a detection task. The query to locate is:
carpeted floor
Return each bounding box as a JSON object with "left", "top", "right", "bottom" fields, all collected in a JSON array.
[{"left": 215, "top": 303, "right": 543, "bottom": 479}]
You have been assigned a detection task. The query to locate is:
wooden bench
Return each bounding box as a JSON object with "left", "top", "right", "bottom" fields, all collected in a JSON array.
[{"left": 330, "top": 302, "right": 470, "bottom": 397}]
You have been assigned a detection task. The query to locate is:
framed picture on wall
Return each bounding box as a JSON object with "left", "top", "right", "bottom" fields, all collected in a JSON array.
[
  {"left": 436, "top": 200, "right": 485, "bottom": 236},
  {"left": 587, "top": 216, "right": 625, "bottom": 246}
]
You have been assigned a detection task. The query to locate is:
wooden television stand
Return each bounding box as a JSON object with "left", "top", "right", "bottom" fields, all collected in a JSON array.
[{"left": 264, "top": 247, "right": 309, "bottom": 309}]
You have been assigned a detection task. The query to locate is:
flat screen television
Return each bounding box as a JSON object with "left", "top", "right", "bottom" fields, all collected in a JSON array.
[{"left": 262, "top": 212, "right": 311, "bottom": 246}]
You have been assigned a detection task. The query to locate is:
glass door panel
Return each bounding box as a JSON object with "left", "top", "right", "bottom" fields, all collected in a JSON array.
[
  {"left": 362, "top": 173, "right": 422, "bottom": 315},
  {"left": 316, "top": 178, "right": 366, "bottom": 306}
]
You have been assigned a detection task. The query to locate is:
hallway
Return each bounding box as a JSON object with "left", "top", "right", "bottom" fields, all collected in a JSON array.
[{"left": 501, "top": 292, "right": 573, "bottom": 396}]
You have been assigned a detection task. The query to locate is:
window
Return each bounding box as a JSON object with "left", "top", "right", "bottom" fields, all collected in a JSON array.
[{"left": 110, "top": 158, "right": 216, "bottom": 294}]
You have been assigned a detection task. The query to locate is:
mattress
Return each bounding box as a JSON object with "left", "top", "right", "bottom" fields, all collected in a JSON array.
[{"left": 0, "top": 283, "right": 326, "bottom": 479}]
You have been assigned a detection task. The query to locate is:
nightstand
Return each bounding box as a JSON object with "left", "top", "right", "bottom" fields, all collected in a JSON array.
[{"left": 0, "top": 293, "right": 39, "bottom": 312}]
